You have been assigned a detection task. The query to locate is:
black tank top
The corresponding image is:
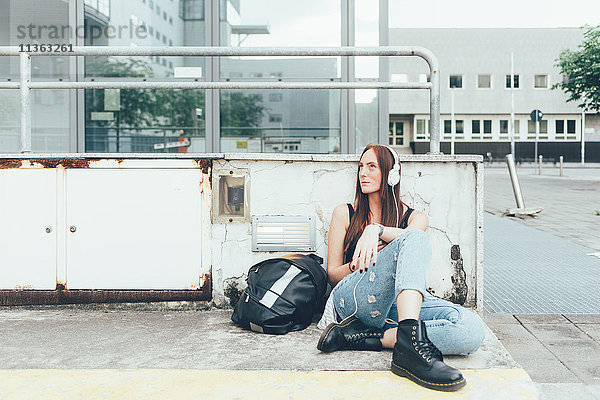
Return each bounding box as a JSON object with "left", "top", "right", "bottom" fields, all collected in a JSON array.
[{"left": 343, "top": 203, "right": 414, "bottom": 265}]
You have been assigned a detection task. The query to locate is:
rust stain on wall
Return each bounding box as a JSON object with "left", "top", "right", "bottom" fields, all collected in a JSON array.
[
  {"left": 0, "top": 159, "right": 24, "bottom": 169},
  {"left": 193, "top": 159, "right": 212, "bottom": 184},
  {"left": 29, "top": 159, "right": 91, "bottom": 169},
  {"left": 0, "top": 270, "right": 212, "bottom": 306}
]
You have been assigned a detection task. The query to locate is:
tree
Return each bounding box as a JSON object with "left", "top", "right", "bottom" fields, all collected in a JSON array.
[
  {"left": 554, "top": 25, "right": 600, "bottom": 112},
  {"left": 220, "top": 92, "right": 265, "bottom": 137},
  {"left": 84, "top": 58, "right": 265, "bottom": 150}
]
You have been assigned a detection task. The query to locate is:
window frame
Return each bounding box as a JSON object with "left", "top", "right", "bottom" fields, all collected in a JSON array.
[
  {"left": 505, "top": 74, "right": 520, "bottom": 90},
  {"left": 449, "top": 74, "right": 464, "bottom": 89},
  {"left": 477, "top": 74, "right": 492, "bottom": 89},
  {"left": 534, "top": 74, "right": 548, "bottom": 89}
]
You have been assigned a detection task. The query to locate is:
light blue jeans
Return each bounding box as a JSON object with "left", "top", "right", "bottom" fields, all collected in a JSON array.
[{"left": 333, "top": 230, "right": 486, "bottom": 355}]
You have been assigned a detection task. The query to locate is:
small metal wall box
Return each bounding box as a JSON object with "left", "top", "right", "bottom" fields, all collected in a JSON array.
[{"left": 212, "top": 168, "right": 250, "bottom": 223}]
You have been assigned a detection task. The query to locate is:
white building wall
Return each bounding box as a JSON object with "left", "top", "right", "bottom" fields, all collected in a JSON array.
[{"left": 212, "top": 154, "right": 483, "bottom": 309}]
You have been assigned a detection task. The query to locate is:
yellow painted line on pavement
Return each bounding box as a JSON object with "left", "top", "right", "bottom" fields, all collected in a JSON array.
[{"left": 0, "top": 368, "right": 538, "bottom": 399}]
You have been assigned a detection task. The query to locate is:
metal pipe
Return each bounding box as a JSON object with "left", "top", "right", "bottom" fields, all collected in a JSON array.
[
  {"left": 510, "top": 52, "right": 515, "bottom": 156},
  {"left": 2, "top": 46, "right": 439, "bottom": 57},
  {"left": 19, "top": 52, "right": 31, "bottom": 153},
  {"left": 581, "top": 110, "right": 586, "bottom": 165},
  {"left": 538, "top": 155, "right": 542, "bottom": 175},
  {"left": 2, "top": 46, "right": 442, "bottom": 153},
  {"left": 0, "top": 82, "right": 20, "bottom": 89},
  {"left": 559, "top": 155, "right": 563, "bottom": 177},
  {"left": 506, "top": 154, "right": 525, "bottom": 209},
  {"left": 28, "top": 81, "right": 431, "bottom": 90}
]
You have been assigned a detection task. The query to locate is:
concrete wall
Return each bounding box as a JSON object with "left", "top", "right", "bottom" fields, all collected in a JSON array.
[
  {"left": 212, "top": 154, "right": 484, "bottom": 309},
  {"left": 0, "top": 154, "right": 483, "bottom": 309}
]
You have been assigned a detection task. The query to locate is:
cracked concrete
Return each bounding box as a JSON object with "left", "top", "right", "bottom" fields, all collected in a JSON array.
[{"left": 211, "top": 159, "right": 482, "bottom": 307}]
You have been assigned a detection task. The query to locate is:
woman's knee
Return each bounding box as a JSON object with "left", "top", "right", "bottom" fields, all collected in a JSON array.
[
  {"left": 454, "top": 309, "right": 486, "bottom": 355},
  {"left": 396, "top": 229, "right": 431, "bottom": 251}
]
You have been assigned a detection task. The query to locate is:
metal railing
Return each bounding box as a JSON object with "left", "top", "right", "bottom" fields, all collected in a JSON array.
[{"left": 0, "top": 46, "right": 441, "bottom": 154}]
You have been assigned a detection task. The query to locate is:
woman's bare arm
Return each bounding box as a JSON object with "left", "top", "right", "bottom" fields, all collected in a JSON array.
[
  {"left": 350, "top": 210, "right": 429, "bottom": 272},
  {"left": 326, "top": 204, "right": 354, "bottom": 287},
  {"left": 378, "top": 210, "right": 429, "bottom": 243}
]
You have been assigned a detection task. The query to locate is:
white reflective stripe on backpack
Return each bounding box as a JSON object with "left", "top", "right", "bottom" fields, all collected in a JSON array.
[{"left": 259, "top": 264, "right": 302, "bottom": 309}]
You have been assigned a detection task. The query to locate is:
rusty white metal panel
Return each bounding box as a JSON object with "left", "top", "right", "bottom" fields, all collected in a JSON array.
[
  {"left": 0, "top": 169, "right": 57, "bottom": 289},
  {"left": 65, "top": 169, "right": 204, "bottom": 289}
]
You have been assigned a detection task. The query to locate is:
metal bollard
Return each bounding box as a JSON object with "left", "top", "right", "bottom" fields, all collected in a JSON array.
[
  {"left": 538, "top": 155, "right": 543, "bottom": 175},
  {"left": 506, "top": 154, "right": 525, "bottom": 209},
  {"left": 559, "top": 156, "right": 564, "bottom": 177}
]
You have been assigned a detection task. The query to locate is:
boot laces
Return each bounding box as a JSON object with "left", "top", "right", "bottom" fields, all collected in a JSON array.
[
  {"left": 418, "top": 339, "right": 443, "bottom": 362},
  {"left": 347, "top": 332, "right": 381, "bottom": 342}
]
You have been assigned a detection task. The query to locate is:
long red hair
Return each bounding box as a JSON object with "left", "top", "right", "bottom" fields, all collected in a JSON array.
[{"left": 343, "top": 144, "right": 407, "bottom": 253}]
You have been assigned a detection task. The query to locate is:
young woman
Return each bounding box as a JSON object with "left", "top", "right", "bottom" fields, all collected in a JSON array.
[{"left": 317, "top": 144, "right": 486, "bottom": 392}]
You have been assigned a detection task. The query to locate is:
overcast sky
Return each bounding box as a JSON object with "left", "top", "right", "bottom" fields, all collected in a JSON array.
[
  {"left": 236, "top": 0, "right": 598, "bottom": 48},
  {"left": 389, "top": 0, "right": 600, "bottom": 28}
]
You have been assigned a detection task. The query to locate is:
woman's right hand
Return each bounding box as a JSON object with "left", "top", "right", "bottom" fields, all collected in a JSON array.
[{"left": 350, "top": 224, "right": 380, "bottom": 273}]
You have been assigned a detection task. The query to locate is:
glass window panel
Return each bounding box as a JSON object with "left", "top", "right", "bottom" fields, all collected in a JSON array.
[
  {"left": 500, "top": 120, "right": 509, "bottom": 134},
  {"left": 567, "top": 120, "right": 576, "bottom": 134},
  {"left": 444, "top": 120, "right": 451, "bottom": 134},
  {"left": 85, "top": 0, "right": 204, "bottom": 78},
  {"left": 456, "top": 120, "right": 464, "bottom": 134},
  {"left": 514, "top": 120, "right": 520, "bottom": 133},
  {"left": 556, "top": 120, "right": 564, "bottom": 134},
  {"left": 416, "top": 119, "right": 427, "bottom": 140},
  {"left": 221, "top": 90, "right": 341, "bottom": 154},
  {"left": 220, "top": 0, "right": 341, "bottom": 79},
  {"left": 1, "top": 0, "right": 72, "bottom": 152},
  {"left": 483, "top": 120, "right": 492, "bottom": 134},
  {"left": 355, "top": 90, "right": 377, "bottom": 152},
  {"left": 534, "top": 74, "right": 548, "bottom": 88},
  {"left": 85, "top": 89, "right": 205, "bottom": 153},
  {"left": 478, "top": 74, "right": 491, "bottom": 88},
  {"left": 449, "top": 75, "right": 462, "bottom": 88},
  {"left": 528, "top": 120, "right": 548, "bottom": 135},
  {"left": 472, "top": 120, "right": 480, "bottom": 134},
  {"left": 506, "top": 74, "right": 519, "bottom": 88},
  {"left": 355, "top": 0, "right": 379, "bottom": 79}
]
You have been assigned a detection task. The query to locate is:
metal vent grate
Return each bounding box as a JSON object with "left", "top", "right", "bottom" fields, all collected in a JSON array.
[{"left": 252, "top": 216, "right": 316, "bottom": 252}]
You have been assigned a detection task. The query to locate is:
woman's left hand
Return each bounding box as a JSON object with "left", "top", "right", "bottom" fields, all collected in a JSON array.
[{"left": 350, "top": 225, "right": 380, "bottom": 273}]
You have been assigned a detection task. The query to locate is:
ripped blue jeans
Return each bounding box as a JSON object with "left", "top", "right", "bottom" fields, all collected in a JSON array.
[{"left": 333, "top": 230, "right": 485, "bottom": 355}]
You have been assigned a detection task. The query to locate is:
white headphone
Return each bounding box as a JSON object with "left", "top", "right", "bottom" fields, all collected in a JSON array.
[{"left": 384, "top": 145, "right": 400, "bottom": 187}]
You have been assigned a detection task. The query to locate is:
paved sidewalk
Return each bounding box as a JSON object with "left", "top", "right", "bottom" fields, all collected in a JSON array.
[
  {"left": 0, "top": 308, "right": 537, "bottom": 399},
  {"left": 484, "top": 165, "right": 600, "bottom": 251},
  {"left": 483, "top": 165, "right": 600, "bottom": 399},
  {"left": 483, "top": 212, "right": 600, "bottom": 314},
  {"left": 483, "top": 314, "right": 600, "bottom": 400}
]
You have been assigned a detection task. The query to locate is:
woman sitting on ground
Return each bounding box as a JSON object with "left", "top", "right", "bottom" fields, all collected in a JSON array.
[{"left": 317, "top": 143, "right": 486, "bottom": 392}]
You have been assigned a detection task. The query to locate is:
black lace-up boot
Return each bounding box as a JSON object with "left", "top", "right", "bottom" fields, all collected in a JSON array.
[
  {"left": 317, "top": 316, "right": 384, "bottom": 352},
  {"left": 391, "top": 319, "right": 466, "bottom": 391}
]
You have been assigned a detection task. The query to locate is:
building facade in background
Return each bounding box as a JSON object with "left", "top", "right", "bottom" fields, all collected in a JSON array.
[
  {"left": 0, "top": 1, "right": 597, "bottom": 160},
  {"left": 389, "top": 28, "right": 599, "bottom": 162}
]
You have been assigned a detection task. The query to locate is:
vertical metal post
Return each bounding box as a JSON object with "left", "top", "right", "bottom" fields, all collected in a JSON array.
[
  {"left": 20, "top": 52, "right": 32, "bottom": 153},
  {"left": 535, "top": 119, "right": 539, "bottom": 168},
  {"left": 378, "top": 0, "right": 390, "bottom": 149},
  {"left": 506, "top": 154, "right": 525, "bottom": 209},
  {"left": 450, "top": 88, "right": 455, "bottom": 155},
  {"left": 559, "top": 156, "right": 563, "bottom": 177},
  {"left": 538, "top": 155, "right": 542, "bottom": 175},
  {"left": 581, "top": 110, "right": 586, "bottom": 165},
  {"left": 510, "top": 52, "right": 515, "bottom": 156},
  {"left": 429, "top": 65, "right": 441, "bottom": 154}
]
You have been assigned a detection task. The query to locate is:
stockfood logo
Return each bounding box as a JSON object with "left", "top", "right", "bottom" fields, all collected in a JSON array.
[{"left": 15, "top": 22, "right": 149, "bottom": 41}]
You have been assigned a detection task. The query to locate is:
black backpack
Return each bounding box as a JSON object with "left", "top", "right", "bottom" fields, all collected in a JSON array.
[{"left": 231, "top": 253, "right": 328, "bottom": 335}]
